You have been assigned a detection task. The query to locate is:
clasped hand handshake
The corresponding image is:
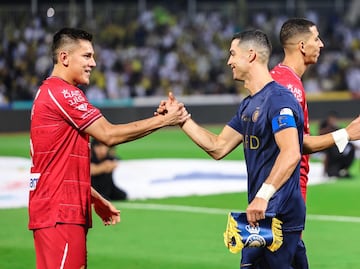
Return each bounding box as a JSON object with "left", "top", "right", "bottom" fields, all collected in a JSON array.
[{"left": 154, "top": 92, "right": 191, "bottom": 125}]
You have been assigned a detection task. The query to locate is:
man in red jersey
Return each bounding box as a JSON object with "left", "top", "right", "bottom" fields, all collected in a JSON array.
[
  {"left": 29, "top": 28, "right": 189, "bottom": 269},
  {"left": 271, "top": 18, "right": 322, "bottom": 203},
  {"left": 270, "top": 18, "right": 360, "bottom": 269}
]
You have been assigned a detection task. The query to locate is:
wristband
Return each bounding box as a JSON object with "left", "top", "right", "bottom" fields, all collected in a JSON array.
[
  {"left": 255, "top": 183, "right": 276, "bottom": 201},
  {"left": 331, "top": 128, "right": 349, "bottom": 153}
]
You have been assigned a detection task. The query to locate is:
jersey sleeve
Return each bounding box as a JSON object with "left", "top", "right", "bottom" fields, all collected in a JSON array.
[
  {"left": 267, "top": 89, "right": 300, "bottom": 134},
  {"left": 48, "top": 87, "right": 102, "bottom": 130},
  {"left": 227, "top": 98, "right": 248, "bottom": 135}
]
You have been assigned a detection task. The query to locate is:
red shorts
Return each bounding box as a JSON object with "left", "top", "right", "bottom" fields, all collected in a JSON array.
[{"left": 33, "top": 224, "right": 88, "bottom": 269}]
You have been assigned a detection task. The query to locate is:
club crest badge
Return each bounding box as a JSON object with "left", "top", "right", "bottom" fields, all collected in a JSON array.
[
  {"left": 244, "top": 224, "right": 266, "bottom": 247},
  {"left": 224, "top": 212, "right": 283, "bottom": 253},
  {"left": 252, "top": 108, "right": 260, "bottom": 122}
]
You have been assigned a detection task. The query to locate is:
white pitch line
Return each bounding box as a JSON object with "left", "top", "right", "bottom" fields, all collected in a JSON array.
[
  {"left": 119, "top": 202, "right": 231, "bottom": 215},
  {"left": 306, "top": 214, "right": 360, "bottom": 223},
  {"left": 119, "top": 202, "right": 360, "bottom": 223}
]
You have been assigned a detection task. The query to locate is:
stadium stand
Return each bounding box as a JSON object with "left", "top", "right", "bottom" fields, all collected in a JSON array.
[{"left": 0, "top": 0, "right": 359, "bottom": 108}]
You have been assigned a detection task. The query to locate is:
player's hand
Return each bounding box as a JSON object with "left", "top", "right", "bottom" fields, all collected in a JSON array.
[
  {"left": 246, "top": 197, "right": 268, "bottom": 227},
  {"left": 91, "top": 187, "right": 120, "bottom": 225},
  {"left": 346, "top": 115, "right": 360, "bottom": 141},
  {"left": 154, "top": 100, "right": 167, "bottom": 116},
  {"left": 155, "top": 92, "right": 191, "bottom": 125},
  {"left": 154, "top": 92, "right": 177, "bottom": 116},
  {"left": 93, "top": 198, "right": 121, "bottom": 225}
]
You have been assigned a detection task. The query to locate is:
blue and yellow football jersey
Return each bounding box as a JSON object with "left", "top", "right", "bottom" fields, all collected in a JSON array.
[{"left": 227, "top": 81, "right": 305, "bottom": 232}]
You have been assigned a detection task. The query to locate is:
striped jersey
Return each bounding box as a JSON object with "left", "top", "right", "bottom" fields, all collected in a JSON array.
[{"left": 29, "top": 76, "right": 102, "bottom": 230}]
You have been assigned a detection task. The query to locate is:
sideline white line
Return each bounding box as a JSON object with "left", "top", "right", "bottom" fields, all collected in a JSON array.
[
  {"left": 119, "top": 202, "right": 232, "bottom": 215},
  {"left": 307, "top": 214, "right": 360, "bottom": 223},
  {"left": 119, "top": 202, "right": 360, "bottom": 223}
]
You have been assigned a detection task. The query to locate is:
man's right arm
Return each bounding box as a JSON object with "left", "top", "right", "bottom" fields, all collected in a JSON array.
[
  {"left": 85, "top": 101, "right": 190, "bottom": 146},
  {"left": 180, "top": 119, "right": 243, "bottom": 160}
]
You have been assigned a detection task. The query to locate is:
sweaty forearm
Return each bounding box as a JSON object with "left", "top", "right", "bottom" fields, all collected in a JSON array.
[
  {"left": 181, "top": 119, "right": 222, "bottom": 159},
  {"left": 262, "top": 148, "right": 301, "bottom": 191},
  {"left": 303, "top": 128, "right": 349, "bottom": 154},
  {"left": 303, "top": 134, "right": 334, "bottom": 154},
  {"left": 86, "top": 116, "right": 163, "bottom": 147}
]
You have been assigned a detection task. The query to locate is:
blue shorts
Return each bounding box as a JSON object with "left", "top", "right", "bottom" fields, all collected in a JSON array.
[
  {"left": 240, "top": 231, "right": 301, "bottom": 269},
  {"left": 292, "top": 239, "right": 309, "bottom": 269}
]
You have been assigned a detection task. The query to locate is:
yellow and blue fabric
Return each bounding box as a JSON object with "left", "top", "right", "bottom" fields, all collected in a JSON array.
[{"left": 223, "top": 212, "right": 283, "bottom": 254}]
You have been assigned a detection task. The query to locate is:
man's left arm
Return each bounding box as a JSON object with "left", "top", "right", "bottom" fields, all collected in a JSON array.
[
  {"left": 91, "top": 187, "right": 121, "bottom": 225},
  {"left": 303, "top": 115, "right": 360, "bottom": 154},
  {"left": 246, "top": 127, "right": 301, "bottom": 226}
]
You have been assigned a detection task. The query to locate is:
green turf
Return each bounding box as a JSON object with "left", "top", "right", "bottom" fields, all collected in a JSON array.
[
  {"left": 307, "top": 178, "right": 360, "bottom": 216},
  {"left": 0, "top": 126, "right": 243, "bottom": 160},
  {"left": 0, "top": 133, "right": 30, "bottom": 158},
  {"left": 0, "top": 126, "right": 359, "bottom": 269},
  {"left": 87, "top": 206, "right": 240, "bottom": 269},
  {"left": 114, "top": 125, "right": 244, "bottom": 160},
  {"left": 0, "top": 208, "right": 35, "bottom": 269},
  {"left": 2, "top": 193, "right": 360, "bottom": 269}
]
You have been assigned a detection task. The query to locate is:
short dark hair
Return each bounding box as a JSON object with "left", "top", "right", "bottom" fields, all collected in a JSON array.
[
  {"left": 280, "top": 18, "right": 316, "bottom": 46},
  {"left": 51, "top": 28, "right": 93, "bottom": 64},
  {"left": 232, "top": 29, "right": 272, "bottom": 62}
]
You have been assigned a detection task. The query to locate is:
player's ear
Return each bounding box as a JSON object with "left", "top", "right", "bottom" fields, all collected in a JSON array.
[
  {"left": 248, "top": 49, "right": 256, "bottom": 62},
  {"left": 299, "top": 41, "right": 305, "bottom": 53},
  {"left": 59, "top": 51, "right": 69, "bottom": 66}
]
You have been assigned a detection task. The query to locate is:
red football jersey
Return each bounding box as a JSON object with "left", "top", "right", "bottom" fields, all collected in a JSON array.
[
  {"left": 270, "top": 64, "right": 310, "bottom": 201},
  {"left": 29, "top": 77, "right": 102, "bottom": 230}
]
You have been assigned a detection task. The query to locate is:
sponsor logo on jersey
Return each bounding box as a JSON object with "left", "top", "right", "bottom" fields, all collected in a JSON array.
[
  {"left": 286, "top": 84, "right": 303, "bottom": 103},
  {"left": 76, "top": 103, "right": 88, "bottom": 111},
  {"left": 29, "top": 173, "right": 41, "bottom": 191},
  {"left": 61, "top": 89, "right": 86, "bottom": 106}
]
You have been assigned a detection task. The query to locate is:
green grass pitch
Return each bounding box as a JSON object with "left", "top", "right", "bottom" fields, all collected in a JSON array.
[{"left": 0, "top": 125, "right": 359, "bottom": 269}]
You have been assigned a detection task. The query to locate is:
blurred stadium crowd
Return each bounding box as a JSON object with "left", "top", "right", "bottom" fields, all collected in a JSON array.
[{"left": 0, "top": 1, "right": 359, "bottom": 107}]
